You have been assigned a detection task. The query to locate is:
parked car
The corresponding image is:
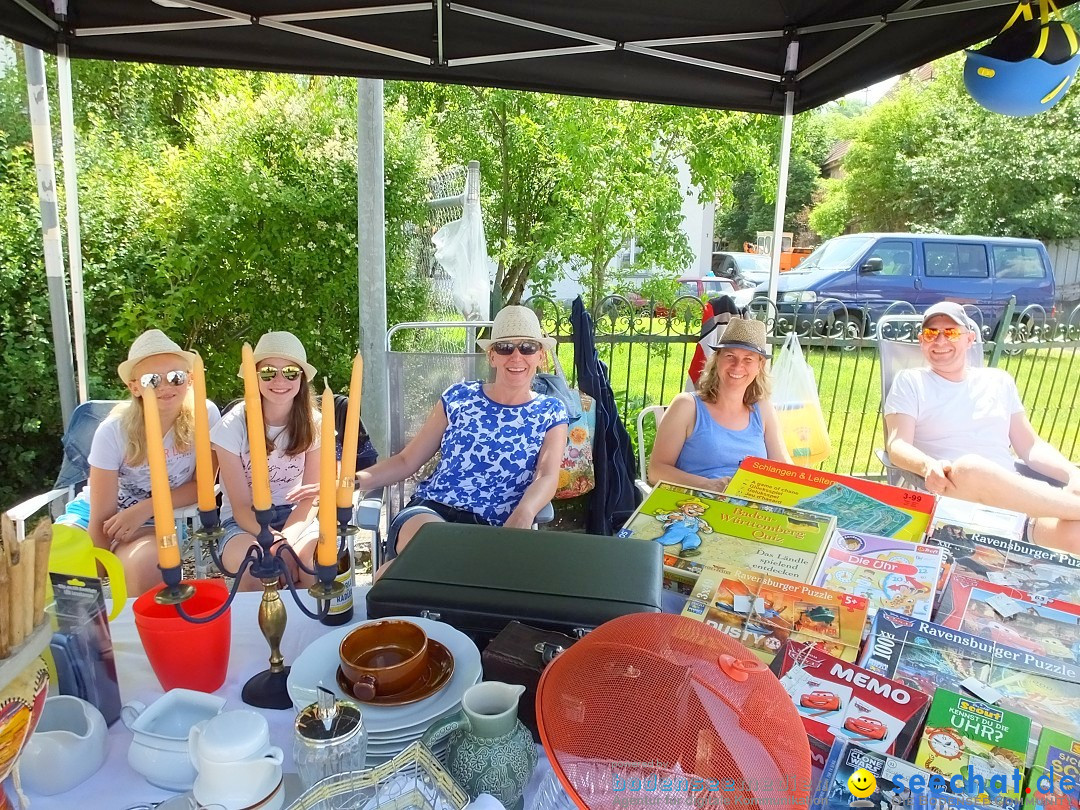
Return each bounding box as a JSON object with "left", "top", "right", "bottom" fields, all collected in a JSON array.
[
  {"left": 626, "top": 275, "right": 748, "bottom": 316},
  {"left": 773, "top": 233, "right": 1056, "bottom": 336},
  {"left": 711, "top": 251, "right": 772, "bottom": 287}
]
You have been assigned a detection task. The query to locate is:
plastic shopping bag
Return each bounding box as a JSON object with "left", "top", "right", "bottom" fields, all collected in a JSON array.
[{"left": 771, "top": 332, "right": 832, "bottom": 467}]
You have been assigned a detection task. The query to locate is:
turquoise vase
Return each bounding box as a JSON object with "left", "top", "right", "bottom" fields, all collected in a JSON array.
[{"left": 421, "top": 682, "right": 537, "bottom": 810}]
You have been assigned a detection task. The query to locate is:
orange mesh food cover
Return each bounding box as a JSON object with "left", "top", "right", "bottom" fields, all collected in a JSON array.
[{"left": 535, "top": 613, "right": 812, "bottom": 810}]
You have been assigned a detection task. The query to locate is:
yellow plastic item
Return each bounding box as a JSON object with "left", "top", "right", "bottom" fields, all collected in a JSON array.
[
  {"left": 776, "top": 401, "right": 832, "bottom": 467},
  {"left": 46, "top": 523, "right": 127, "bottom": 621}
]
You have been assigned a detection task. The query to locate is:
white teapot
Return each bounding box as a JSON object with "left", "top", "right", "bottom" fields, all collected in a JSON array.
[{"left": 189, "top": 709, "right": 284, "bottom": 810}]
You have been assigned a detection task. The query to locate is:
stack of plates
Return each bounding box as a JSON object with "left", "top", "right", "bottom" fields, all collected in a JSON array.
[{"left": 287, "top": 616, "right": 482, "bottom": 766}]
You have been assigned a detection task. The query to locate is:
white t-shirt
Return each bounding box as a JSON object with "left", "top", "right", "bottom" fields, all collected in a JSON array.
[
  {"left": 210, "top": 402, "right": 321, "bottom": 521},
  {"left": 87, "top": 401, "right": 222, "bottom": 510},
  {"left": 884, "top": 366, "right": 1024, "bottom": 471}
]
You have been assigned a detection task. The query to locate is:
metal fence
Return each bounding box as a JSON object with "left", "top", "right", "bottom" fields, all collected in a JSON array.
[{"left": 527, "top": 295, "right": 1080, "bottom": 480}]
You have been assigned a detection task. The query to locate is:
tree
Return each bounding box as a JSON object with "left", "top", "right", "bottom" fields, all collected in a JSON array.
[
  {"left": 396, "top": 83, "right": 772, "bottom": 308},
  {"left": 811, "top": 53, "right": 1080, "bottom": 239}
]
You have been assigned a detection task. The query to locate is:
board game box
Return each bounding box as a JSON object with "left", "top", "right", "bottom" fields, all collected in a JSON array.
[
  {"left": 933, "top": 575, "right": 1080, "bottom": 664},
  {"left": 915, "top": 688, "right": 1030, "bottom": 810},
  {"left": 615, "top": 481, "right": 836, "bottom": 590},
  {"left": 860, "top": 610, "right": 1080, "bottom": 758},
  {"left": 725, "top": 456, "right": 937, "bottom": 542},
  {"left": 814, "top": 529, "right": 945, "bottom": 622},
  {"left": 680, "top": 563, "right": 869, "bottom": 663},
  {"left": 773, "top": 640, "right": 931, "bottom": 760},
  {"left": 812, "top": 738, "right": 939, "bottom": 810},
  {"left": 929, "top": 498, "right": 1080, "bottom": 606},
  {"left": 1024, "top": 728, "right": 1080, "bottom": 810}
]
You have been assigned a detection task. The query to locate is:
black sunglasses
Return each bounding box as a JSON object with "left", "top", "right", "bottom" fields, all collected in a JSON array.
[
  {"left": 138, "top": 370, "right": 189, "bottom": 389},
  {"left": 258, "top": 364, "right": 304, "bottom": 382},
  {"left": 491, "top": 340, "right": 542, "bottom": 356}
]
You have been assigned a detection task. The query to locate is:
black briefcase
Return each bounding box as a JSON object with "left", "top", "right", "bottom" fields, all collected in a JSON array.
[{"left": 365, "top": 523, "right": 662, "bottom": 647}]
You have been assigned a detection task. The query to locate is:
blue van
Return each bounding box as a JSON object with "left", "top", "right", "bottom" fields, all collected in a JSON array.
[{"left": 773, "top": 233, "right": 1056, "bottom": 335}]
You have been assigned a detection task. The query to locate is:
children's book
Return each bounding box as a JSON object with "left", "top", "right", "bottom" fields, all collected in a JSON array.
[
  {"left": 929, "top": 497, "right": 1080, "bottom": 606},
  {"left": 616, "top": 481, "right": 836, "bottom": 589},
  {"left": 725, "top": 456, "right": 937, "bottom": 542},
  {"left": 1023, "top": 728, "right": 1080, "bottom": 810},
  {"left": 680, "top": 563, "right": 869, "bottom": 663},
  {"left": 933, "top": 575, "right": 1080, "bottom": 664},
  {"left": 915, "top": 688, "right": 1030, "bottom": 810},
  {"left": 814, "top": 530, "right": 945, "bottom": 622},
  {"left": 860, "top": 610, "right": 1080, "bottom": 760},
  {"left": 773, "top": 640, "right": 930, "bottom": 760},
  {"left": 812, "top": 738, "right": 938, "bottom": 810}
]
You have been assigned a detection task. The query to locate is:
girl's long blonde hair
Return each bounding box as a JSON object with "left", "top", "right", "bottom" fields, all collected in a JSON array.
[
  {"left": 696, "top": 349, "right": 771, "bottom": 408},
  {"left": 115, "top": 388, "right": 196, "bottom": 467}
]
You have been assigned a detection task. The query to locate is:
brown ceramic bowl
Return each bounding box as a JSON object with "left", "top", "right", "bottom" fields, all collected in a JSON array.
[{"left": 338, "top": 619, "right": 429, "bottom": 700}]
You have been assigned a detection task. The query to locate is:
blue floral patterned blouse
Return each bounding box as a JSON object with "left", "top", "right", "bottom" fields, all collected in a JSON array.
[{"left": 414, "top": 381, "right": 569, "bottom": 524}]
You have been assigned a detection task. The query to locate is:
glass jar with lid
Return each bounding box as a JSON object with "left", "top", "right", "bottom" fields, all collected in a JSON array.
[{"left": 294, "top": 688, "right": 369, "bottom": 794}]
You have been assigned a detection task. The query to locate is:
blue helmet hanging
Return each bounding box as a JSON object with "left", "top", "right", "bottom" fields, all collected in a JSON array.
[{"left": 964, "top": 0, "right": 1080, "bottom": 116}]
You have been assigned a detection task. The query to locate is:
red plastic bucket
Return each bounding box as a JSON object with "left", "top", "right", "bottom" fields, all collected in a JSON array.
[{"left": 133, "top": 579, "right": 231, "bottom": 693}]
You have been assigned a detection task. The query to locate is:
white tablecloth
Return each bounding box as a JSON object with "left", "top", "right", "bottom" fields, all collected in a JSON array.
[
  {"left": 9, "top": 586, "right": 684, "bottom": 810},
  {"left": 9, "top": 587, "right": 366, "bottom": 810}
]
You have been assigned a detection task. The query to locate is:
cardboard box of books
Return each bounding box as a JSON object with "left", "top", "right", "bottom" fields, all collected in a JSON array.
[
  {"left": 615, "top": 481, "right": 835, "bottom": 590},
  {"left": 680, "top": 563, "right": 868, "bottom": 663},
  {"left": 773, "top": 640, "right": 930, "bottom": 760},
  {"left": 725, "top": 456, "right": 937, "bottom": 542},
  {"left": 915, "top": 688, "right": 1030, "bottom": 810},
  {"left": 934, "top": 575, "right": 1080, "bottom": 664},
  {"left": 814, "top": 529, "right": 945, "bottom": 622},
  {"left": 860, "top": 610, "right": 1080, "bottom": 760},
  {"left": 929, "top": 497, "right": 1080, "bottom": 605},
  {"left": 1024, "top": 728, "right": 1080, "bottom": 810}
]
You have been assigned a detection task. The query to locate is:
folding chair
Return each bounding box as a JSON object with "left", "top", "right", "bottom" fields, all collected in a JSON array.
[
  {"left": 870, "top": 312, "right": 1063, "bottom": 490},
  {"left": 5, "top": 400, "right": 209, "bottom": 576},
  {"left": 360, "top": 321, "right": 555, "bottom": 570},
  {"left": 634, "top": 405, "right": 666, "bottom": 497}
]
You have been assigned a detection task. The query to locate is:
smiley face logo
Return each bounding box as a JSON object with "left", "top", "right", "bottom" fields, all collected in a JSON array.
[{"left": 847, "top": 769, "right": 877, "bottom": 798}]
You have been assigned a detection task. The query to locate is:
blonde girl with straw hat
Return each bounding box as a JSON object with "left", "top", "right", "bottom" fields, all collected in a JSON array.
[
  {"left": 84, "top": 329, "right": 221, "bottom": 596},
  {"left": 210, "top": 331, "right": 322, "bottom": 591},
  {"left": 291, "top": 306, "right": 569, "bottom": 565},
  {"left": 649, "top": 317, "right": 791, "bottom": 492}
]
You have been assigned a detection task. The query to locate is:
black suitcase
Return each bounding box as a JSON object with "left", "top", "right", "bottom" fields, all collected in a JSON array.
[{"left": 365, "top": 523, "right": 662, "bottom": 648}]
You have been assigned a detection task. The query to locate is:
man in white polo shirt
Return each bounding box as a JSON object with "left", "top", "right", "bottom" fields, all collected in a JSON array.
[{"left": 885, "top": 301, "right": 1080, "bottom": 552}]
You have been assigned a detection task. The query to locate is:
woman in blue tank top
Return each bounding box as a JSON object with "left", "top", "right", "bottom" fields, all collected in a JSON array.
[{"left": 648, "top": 318, "right": 791, "bottom": 492}]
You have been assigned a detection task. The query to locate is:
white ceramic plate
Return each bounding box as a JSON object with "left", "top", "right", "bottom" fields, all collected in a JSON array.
[{"left": 287, "top": 616, "right": 482, "bottom": 734}]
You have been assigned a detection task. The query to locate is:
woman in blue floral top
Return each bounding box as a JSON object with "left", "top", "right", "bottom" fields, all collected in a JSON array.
[{"left": 348, "top": 306, "right": 568, "bottom": 557}]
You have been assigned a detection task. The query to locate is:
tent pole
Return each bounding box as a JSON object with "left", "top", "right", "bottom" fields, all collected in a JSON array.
[
  {"left": 766, "top": 44, "right": 798, "bottom": 309},
  {"left": 24, "top": 45, "right": 77, "bottom": 426},
  {"left": 357, "top": 78, "right": 389, "bottom": 458},
  {"left": 58, "top": 44, "right": 89, "bottom": 403}
]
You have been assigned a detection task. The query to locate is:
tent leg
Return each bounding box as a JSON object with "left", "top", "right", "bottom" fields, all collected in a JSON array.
[
  {"left": 24, "top": 45, "right": 77, "bottom": 427},
  {"left": 58, "top": 45, "right": 89, "bottom": 403},
  {"left": 357, "top": 78, "right": 388, "bottom": 458},
  {"left": 765, "top": 88, "right": 794, "bottom": 308}
]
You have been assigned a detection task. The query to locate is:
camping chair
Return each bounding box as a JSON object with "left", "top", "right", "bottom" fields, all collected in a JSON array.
[
  {"left": 359, "top": 321, "right": 555, "bottom": 570},
  {"left": 873, "top": 312, "right": 1062, "bottom": 491},
  {"left": 5, "top": 399, "right": 210, "bottom": 577},
  {"left": 634, "top": 405, "right": 666, "bottom": 497}
]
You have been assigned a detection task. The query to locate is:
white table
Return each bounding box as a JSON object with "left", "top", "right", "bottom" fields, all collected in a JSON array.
[{"left": 9, "top": 586, "right": 683, "bottom": 810}]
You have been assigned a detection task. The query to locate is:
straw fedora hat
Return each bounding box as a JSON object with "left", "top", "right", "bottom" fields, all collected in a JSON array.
[
  {"left": 237, "top": 331, "right": 316, "bottom": 380},
  {"left": 711, "top": 317, "right": 769, "bottom": 357},
  {"left": 117, "top": 329, "right": 198, "bottom": 382},
  {"left": 476, "top": 305, "right": 556, "bottom": 352}
]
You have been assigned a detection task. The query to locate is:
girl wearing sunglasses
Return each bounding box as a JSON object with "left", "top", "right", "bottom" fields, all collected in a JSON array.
[
  {"left": 308, "top": 306, "right": 568, "bottom": 565},
  {"left": 84, "top": 330, "right": 221, "bottom": 596},
  {"left": 210, "top": 331, "right": 322, "bottom": 590}
]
